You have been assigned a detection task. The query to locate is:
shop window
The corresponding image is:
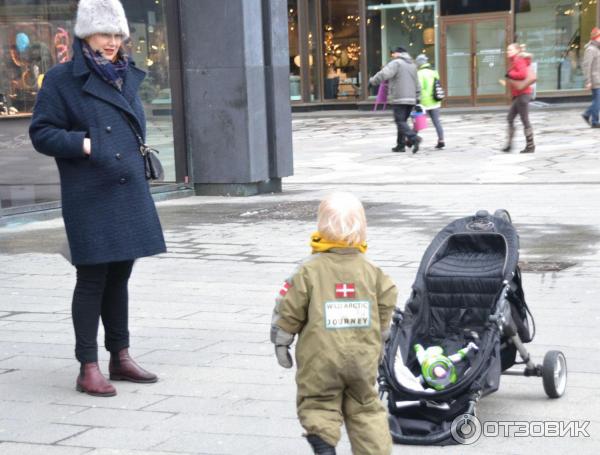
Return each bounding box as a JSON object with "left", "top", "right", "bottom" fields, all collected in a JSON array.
[
  {"left": 516, "top": 0, "right": 598, "bottom": 91},
  {"left": 0, "top": 0, "right": 176, "bottom": 209},
  {"left": 288, "top": 1, "right": 301, "bottom": 101},
  {"left": 322, "top": 0, "right": 361, "bottom": 100},
  {"left": 124, "top": 0, "right": 175, "bottom": 181},
  {"left": 0, "top": 1, "right": 77, "bottom": 116},
  {"left": 367, "top": 1, "right": 438, "bottom": 98}
]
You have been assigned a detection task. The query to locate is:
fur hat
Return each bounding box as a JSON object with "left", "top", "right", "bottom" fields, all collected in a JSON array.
[{"left": 74, "top": 0, "right": 130, "bottom": 39}]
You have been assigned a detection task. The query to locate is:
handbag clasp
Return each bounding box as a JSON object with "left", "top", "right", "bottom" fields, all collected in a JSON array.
[{"left": 139, "top": 144, "right": 149, "bottom": 156}]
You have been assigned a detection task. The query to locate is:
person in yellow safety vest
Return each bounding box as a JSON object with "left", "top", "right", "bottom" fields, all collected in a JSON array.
[
  {"left": 415, "top": 54, "right": 445, "bottom": 149},
  {"left": 270, "top": 192, "right": 398, "bottom": 455}
]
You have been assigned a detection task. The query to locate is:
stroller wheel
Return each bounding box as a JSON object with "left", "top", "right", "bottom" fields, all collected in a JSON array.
[
  {"left": 493, "top": 209, "right": 513, "bottom": 224},
  {"left": 542, "top": 350, "right": 567, "bottom": 398}
]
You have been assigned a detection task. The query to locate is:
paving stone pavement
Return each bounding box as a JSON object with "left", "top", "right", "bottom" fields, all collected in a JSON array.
[{"left": 1, "top": 107, "right": 599, "bottom": 454}]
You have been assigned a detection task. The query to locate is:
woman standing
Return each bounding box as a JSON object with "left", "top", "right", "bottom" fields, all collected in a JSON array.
[
  {"left": 29, "top": 0, "right": 166, "bottom": 397},
  {"left": 502, "top": 43, "right": 535, "bottom": 154},
  {"left": 415, "top": 54, "right": 445, "bottom": 149}
]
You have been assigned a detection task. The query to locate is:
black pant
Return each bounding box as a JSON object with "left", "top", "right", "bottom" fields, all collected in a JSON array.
[
  {"left": 72, "top": 260, "right": 134, "bottom": 363},
  {"left": 393, "top": 104, "right": 417, "bottom": 146}
]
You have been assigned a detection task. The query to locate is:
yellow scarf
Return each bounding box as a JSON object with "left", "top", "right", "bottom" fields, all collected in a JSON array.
[{"left": 310, "top": 231, "right": 367, "bottom": 254}]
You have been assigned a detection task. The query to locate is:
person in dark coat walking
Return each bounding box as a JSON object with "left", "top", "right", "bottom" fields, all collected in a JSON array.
[
  {"left": 29, "top": 0, "right": 166, "bottom": 397},
  {"left": 369, "top": 46, "right": 422, "bottom": 154}
]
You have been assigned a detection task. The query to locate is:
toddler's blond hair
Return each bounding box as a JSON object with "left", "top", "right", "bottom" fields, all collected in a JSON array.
[{"left": 317, "top": 192, "right": 367, "bottom": 245}]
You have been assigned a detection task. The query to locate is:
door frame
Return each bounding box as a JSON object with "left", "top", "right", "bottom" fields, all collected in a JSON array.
[{"left": 440, "top": 12, "right": 513, "bottom": 107}]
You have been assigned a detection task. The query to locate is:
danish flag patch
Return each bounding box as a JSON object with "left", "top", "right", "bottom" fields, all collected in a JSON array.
[
  {"left": 335, "top": 283, "right": 356, "bottom": 299},
  {"left": 279, "top": 281, "right": 292, "bottom": 296}
]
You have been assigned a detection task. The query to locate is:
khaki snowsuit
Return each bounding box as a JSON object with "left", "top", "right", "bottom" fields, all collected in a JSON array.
[{"left": 273, "top": 249, "right": 397, "bottom": 454}]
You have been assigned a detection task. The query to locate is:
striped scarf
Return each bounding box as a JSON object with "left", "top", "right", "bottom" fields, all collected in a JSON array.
[{"left": 80, "top": 39, "right": 129, "bottom": 92}]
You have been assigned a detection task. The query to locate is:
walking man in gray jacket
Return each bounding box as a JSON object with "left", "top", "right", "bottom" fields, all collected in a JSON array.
[
  {"left": 370, "top": 46, "right": 422, "bottom": 153},
  {"left": 582, "top": 27, "right": 600, "bottom": 128}
]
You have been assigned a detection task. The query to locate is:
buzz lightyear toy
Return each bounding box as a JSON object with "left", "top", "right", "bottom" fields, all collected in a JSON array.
[{"left": 414, "top": 342, "right": 479, "bottom": 391}]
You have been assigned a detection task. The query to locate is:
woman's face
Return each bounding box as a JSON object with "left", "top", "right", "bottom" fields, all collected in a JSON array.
[
  {"left": 507, "top": 45, "right": 520, "bottom": 58},
  {"left": 86, "top": 33, "right": 123, "bottom": 61}
]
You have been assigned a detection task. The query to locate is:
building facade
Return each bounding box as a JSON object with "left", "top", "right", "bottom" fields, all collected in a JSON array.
[
  {"left": 0, "top": 0, "right": 292, "bottom": 214},
  {"left": 288, "top": 0, "right": 599, "bottom": 108}
]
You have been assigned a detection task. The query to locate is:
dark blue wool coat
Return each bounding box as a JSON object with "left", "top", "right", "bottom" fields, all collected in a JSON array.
[{"left": 29, "top": 39, "right": 166, "bottom": 265}]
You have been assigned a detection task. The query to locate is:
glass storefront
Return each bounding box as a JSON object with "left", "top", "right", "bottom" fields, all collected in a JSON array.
[
  {"left": 444, "top": 22, "right": 471, "bottom": 97},
  {"left": 322, "top": 0, "right": 361, "bottom": 100},
  {"left": 288, "top": 0, "right": 599, "bottom": 105},
  {"left": 288, "top": 0, "right": 321, "bottom": 102},
  {"left": 288, "top": 0, "right": 301, "bottom": 100},
  {"left": 367, "top": 1, "right": 438, "bottom": 98},
  {"left": 0, "top": 0, "right": 176, "bottom": 209},
  {"left": 307, "top": 0, "right": 321, "bottom": 101},
  {"left": 516, "top": 0, "right": 598, "bottom": 92}
]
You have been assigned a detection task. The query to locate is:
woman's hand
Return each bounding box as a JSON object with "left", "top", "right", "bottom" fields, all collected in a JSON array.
[{"left": 83, "top": 138, "right": 91, "bottom": 156}]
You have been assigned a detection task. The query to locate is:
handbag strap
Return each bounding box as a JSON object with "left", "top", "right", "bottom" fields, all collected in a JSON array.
[{"left": 120, "top": 111, "right": 152, "bottom": 156}]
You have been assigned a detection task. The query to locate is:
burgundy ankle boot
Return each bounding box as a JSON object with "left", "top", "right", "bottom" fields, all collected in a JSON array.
[
  {"left": 76, "top": 362, "right": 117, "bottom": 397},
  {"left": 109, "top": 348, "right": 158, "bottom": 383}
]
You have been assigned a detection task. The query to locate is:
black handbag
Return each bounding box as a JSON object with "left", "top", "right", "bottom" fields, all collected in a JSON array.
[
  {"left": 433, "top": 77, "right": 445, "bottom": 101},
  {"left": 121, "top": 112, "right": 165, "bottom": 181},
  {"left": 142, "top": 146, "right": 164, "bottom": 181}
]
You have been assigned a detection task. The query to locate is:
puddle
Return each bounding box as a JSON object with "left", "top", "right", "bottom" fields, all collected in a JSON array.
[{"left": 2, "top": 200, "right": 599, "bottom": 269}]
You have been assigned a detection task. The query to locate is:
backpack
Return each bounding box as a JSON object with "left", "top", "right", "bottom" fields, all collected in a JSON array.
[{"left": 433, "top": 77, "right": 445, "bottom": 101}]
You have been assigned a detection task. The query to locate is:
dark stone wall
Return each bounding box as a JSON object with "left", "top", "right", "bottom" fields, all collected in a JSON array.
[{"left": 178, "top": 0, "right": 293, "bottom": 193}]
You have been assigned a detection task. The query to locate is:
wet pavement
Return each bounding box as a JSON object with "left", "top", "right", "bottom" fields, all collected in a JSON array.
[{"left": 0, "top": 106, "right": 599, "bottom": 454}]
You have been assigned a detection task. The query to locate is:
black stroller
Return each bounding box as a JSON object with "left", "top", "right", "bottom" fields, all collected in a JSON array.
[{"left": 378, "top": 209, "right": 567, "bottom": 445}]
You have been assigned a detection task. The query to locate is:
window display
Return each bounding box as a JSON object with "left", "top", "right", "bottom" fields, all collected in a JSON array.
[
  {"left": 0, "top": 2, "right": 76, "bottom": 116},
  {"left": 367, "top": 1, "right": 438, "bottom": 98},
  {"left": 322, "top": 0, "right": 361, "bottom": 100},
  {"left": 288, "top": 1, "right": 301, "bottom": 101},
  {"left": 516, "top": 0, "right": 598, "bottom": 92},
  {"left": 0, "top": 0, "right": 176, "bottom": 210}
]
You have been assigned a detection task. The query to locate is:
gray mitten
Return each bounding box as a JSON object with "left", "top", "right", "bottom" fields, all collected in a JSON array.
[{"left": 270, "top": 325, "right": 295, "bottom": 369}]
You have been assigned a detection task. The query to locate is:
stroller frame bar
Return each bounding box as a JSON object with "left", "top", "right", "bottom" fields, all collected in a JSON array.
[
  {"left": 493, "top": 282, "right": 543, "bottom": 378},
  {"left": 502, "top": 333, "right": 542, "bottom": 377}
]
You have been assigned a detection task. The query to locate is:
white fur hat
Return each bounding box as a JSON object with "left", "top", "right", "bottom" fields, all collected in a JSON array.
[{"left": 74, "top": 0, "right": 130, "bottom": 39}]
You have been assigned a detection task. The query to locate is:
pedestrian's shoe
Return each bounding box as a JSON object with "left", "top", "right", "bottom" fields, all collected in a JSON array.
[
  {"left": 435, "top": 141, "right": 445, "bottom": 149},
  {"left": 412, "top": 135, "right": 422, "bottom": 154},
  {"left": 502, "top": 125, "right": 515, "bottom": 152},
  {"left": 520, "top": 127, "right": 535, "bottom": 153},
  {"left": 76, "top": 362, "right": 117, "bottom": 397},
  {"left": 582, "top": 114, "right": 591, "bottom": 126},
  {"left": 391, "top": 145, "right": 406, "bottom": 153},
  {"left": 109, "top": 348, "right": 158, "bottom": 383},
  {"left": 307, "top": 434, "right": 336, "bottom": 455},
  {"left": 592, "top": 124, "right": 600, "bottom": 128}
]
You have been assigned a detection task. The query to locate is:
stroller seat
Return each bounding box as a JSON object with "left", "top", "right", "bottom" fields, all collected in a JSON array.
[{"left": 424, "top": 233, "right": 507, "bottom": 340}]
